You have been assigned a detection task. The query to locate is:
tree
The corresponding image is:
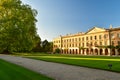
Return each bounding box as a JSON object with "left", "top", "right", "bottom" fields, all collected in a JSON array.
[
  {"left": 0, "top": 0, "right": 38, "bottom": 53},
  {"left": 32, "top": 35, "right": 41, "bottom": 52},
  {"left": 41, "top": 40, "right": 53, "bottom": 52},
  {"left": 54, "top": 48, "right": 61, "bottom": 54}
]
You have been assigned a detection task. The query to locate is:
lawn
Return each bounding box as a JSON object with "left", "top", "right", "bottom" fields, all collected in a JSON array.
[
  {"left": 0, "top": 59, "right": 53, "bottom": 80},
  {"left": 17, "top": 53, "right": 120, "bottom": 73}
]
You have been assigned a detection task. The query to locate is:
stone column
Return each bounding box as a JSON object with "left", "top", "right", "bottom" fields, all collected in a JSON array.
[
  {"left": 84, "top": 49, "right": 87, "bottom": 55},
  {"left": 115, "top": 49, "right": 118, "bottom": 56},
  {"left": 108, "top": 48, "right": 111, "bottom": 56},
  {"left": 81, "top": 49, "right": 83, "bottom": 55},
  {"left": 98, "top": 49, "right": 100, "bottom": 55},
  {"left": 77, "top": 49, "right": 79, "bottom": 55},
  {"left": 102, "top": 48, "right": 105, "bottom": 55}
]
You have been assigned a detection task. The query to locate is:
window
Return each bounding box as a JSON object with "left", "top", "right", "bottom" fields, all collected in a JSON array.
[
  {"left": 76, "top": 44, "right": 77, "bottom": 47},
  {"left": 104, "top": 34, "right": 107, "bottom": 39},
  {"left": 117, "top": 33, "right": 120, "bottom": 38},
  {"left": 79, "top": 43, "right": 81, "bottom": 47},
  {"left": 79, "top": 38, "right": 81, "bottom": 41},
  {"left": 94, "top": 42, "right": 97, "bottom": 46},
  {"left": 69, "top": 39, "right": 71, "bottom": 42},
  {"left": 72, "top": 39, "right": 74, "bottom": 42},
  {"left": 82, "top": 37, "right": 84, "bottom": 41},
  {"left": 118, "top": 41, "right": 120, "bottom": 45},
  {"left": 94, "top": 36, "right": 97, "bottom": 40},
  {"left": 69, "top": 44, "right": 71, "bottom": 47},
  {"left": 90, "top": 36, "right": 92, "bottom": 40},
  {"left": 99, "top": 35, "right": 101, "bottom": 39},
  {"left": 111, "top": 33, "right": 114, "bottom": 39},
  {"left": 100, "top": 42, "right": 102, "bottom": 45},
  {"left": 75, "top": 38, "right": 77, "bottom": 42},
  {"left": 86, "top": 37, "right": 88, "bottom": 40},
  {"left": 82, "top": 43, "right": 84, "bottom": 47},
  {"left": 105, "top": 41, "right": 107, "bottom": 45}
]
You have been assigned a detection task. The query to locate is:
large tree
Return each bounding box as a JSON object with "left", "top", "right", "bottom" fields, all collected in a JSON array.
[{"left": 0, "top": 0, "right": 39, "bottom": 53}]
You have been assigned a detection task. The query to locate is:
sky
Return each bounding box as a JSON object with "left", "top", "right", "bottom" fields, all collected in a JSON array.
[{"left": 21, "top": 0, "right": 120, "bottom": 41}]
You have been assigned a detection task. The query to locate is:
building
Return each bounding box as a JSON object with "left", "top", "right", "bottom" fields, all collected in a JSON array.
[{"left": 53, "top": 25, "right": 120, "bottom": 56}]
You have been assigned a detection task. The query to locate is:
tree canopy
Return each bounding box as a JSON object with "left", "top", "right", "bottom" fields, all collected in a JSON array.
[{"left": 0, "top": 0, "right": 40, "bottom": 53}]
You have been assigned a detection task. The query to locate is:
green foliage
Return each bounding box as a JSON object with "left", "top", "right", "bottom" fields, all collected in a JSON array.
[
  {"left": 32, "top": 35, "right": 41, "bottom": 52},
  {"left": 0, "top": 0, "right": 39, "bottom": 53},
  {"left": 0, "top": 59, "right": 53, "bottom": 80},
  {"left": 107, "top": 45, "right": 115, "bottom": 49},
  {"left": 79, "top": 47, "right": 87, "bottom": 49},
  {"left": 54, "top": 48, "right": 61, "bottom": 53},
  {"left": 41, "top": 40, "right": 53, "bottom": 52},
  {"left": 115, "top": 45, "right": 120, "bottom": 49}
]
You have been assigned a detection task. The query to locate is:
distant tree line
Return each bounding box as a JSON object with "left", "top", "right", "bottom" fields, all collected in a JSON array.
[{"left": 32, "top": 39, "right": 53, "bottom": 53}]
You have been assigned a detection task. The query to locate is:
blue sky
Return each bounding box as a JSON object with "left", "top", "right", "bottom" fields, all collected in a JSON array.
[{"left": 21, "top": 0, "right": 120, "bottom": 41}]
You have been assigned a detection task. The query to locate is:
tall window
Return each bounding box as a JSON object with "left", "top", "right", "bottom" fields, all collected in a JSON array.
[
  {"left": 69, "top": 39, "right": 71, "bottom": 42},
  {"left": 75, "top": 38, "right": 77, "bottom": 42},
  {"left": 86, "top": 37, "right": 88, "bottom": 40},
  {"left": 118, "top": 41, "right": 120, "bottom": 45},
  {"left": 82, "top": 37, "right": 84, "bottom": 41},
  {"left": 72, "top": 44, "right": 74, "bottom": 47},
  {"left": 82, "top": 43, "right": 84, "bottom": 47},
  {"left": 94, "top": 42, "right": 97, "bottom": 46},
  {"left": 79, "top": 38, "right": 81, "bottom": 41},
  {"left": 111, "top": 33, "right": 114, "bottom": 39},
  {"left": 100, "top": 42, "right": 102, "bottom": 45},
  {"left": 90, "top": 36, "right": 92, "bottom": 40},
  {"left": 86, "top": 42, "right": 89, "bottom": 46},
  {"left": 67, "top": 39, "right": 68, "bottom": 42},
  {"left": 79, "top": 43, "right": 81, "bottom": 47},
  {"left": 72, "top": 38, "right": 74, "bottom": 42},
  {"left": 99, "top": 35, "right": 101, "bottom": 39},
  {"left": 104, "top": 34, "right": 107, "bottom": 39},
  {"left": 117, "top": 33, "right": 120, "bottom": 38},
  {"left": 94, "top": 36, "right": 97, "bottom": 40}
]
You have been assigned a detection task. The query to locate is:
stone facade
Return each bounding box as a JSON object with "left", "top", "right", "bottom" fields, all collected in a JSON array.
[{"left": 53, "top": 26, "right": 120, "bottom": 56}]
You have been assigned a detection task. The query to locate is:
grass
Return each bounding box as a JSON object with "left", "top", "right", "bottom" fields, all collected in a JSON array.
[
  {"left": 14, "top": 53, "right": 120, "bottom": 73},
  {"left": 0, "top": 59, "right": 53, "bottom": 80}
]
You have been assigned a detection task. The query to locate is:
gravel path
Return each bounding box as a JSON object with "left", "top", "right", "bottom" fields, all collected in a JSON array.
[{"left": 0, "top": 54, "right": 120, "bottom": 80}]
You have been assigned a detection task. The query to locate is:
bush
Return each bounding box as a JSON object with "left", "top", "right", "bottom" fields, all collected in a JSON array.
[{"left": 54, "top": 48, "right": 61, "bottom": 54}]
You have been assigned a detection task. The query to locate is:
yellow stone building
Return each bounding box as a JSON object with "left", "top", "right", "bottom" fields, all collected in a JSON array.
[{"left": 53, "top": 25, "right": 120, "bottom": 56}]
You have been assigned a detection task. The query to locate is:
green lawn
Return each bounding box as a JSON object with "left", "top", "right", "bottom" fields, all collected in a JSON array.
[
  {"left": 18, "top": 53, "right": 120, "bottom": 73},
  {"left": 0, "top": 59, "right": 53, "bottom": 80}
]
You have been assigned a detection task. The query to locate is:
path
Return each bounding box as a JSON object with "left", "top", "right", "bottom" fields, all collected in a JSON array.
[{"left": 0, "top": 55, "right": 120, "bottom": 80}]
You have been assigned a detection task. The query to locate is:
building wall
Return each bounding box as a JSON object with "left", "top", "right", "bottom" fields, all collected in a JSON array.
[{"left": 53, "top": 27, "right": 120, "bottom": 56}]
